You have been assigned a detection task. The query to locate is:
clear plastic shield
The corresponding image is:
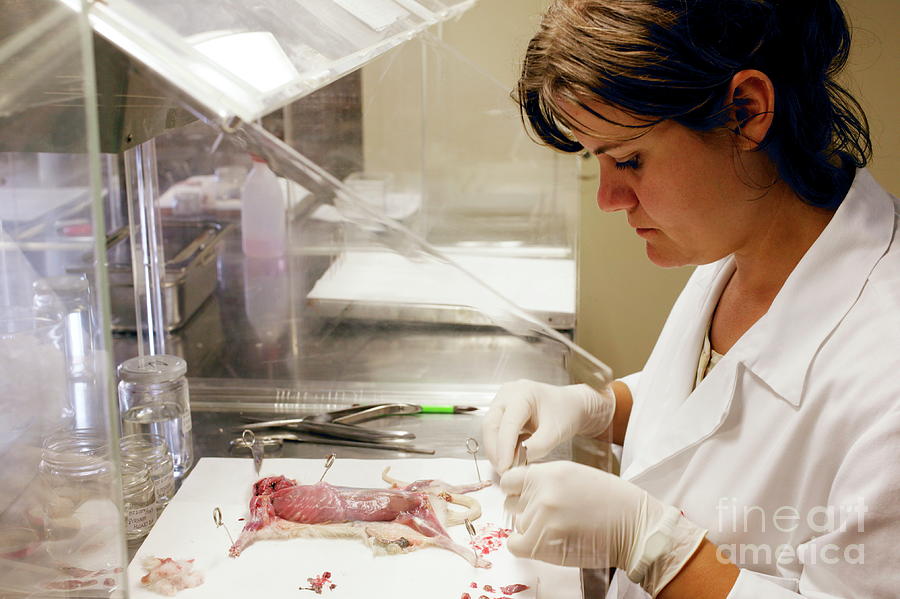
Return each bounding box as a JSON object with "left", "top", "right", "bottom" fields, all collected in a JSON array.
[{"left": 0, "top": 0, "right": 128, "bottom": 595}]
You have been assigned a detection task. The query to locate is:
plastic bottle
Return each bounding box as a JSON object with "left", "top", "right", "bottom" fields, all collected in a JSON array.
[
  {"left": 243, "top": 256, "right": 288, "bottom": 344},
  {"left": 241, "top": 155, "right": 286, "bottom": 258}
]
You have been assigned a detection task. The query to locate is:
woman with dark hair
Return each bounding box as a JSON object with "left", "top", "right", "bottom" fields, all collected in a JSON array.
[{"left": 482, "top": 1, "right": 898, "bottom": 597}]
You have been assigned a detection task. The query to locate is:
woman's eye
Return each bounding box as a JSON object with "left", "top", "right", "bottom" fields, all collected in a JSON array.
[{"left": 614, "top": 155, "right": 640, "bottom": 170}]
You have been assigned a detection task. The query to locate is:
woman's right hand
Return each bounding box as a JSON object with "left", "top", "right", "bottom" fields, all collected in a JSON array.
[{"left": 481, "top": 380, "right": 616, "bottom": 473}]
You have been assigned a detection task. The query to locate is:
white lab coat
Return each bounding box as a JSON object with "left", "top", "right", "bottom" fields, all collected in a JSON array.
[{"left": 608, "top": 169, "right": 900, "bottom": 598}]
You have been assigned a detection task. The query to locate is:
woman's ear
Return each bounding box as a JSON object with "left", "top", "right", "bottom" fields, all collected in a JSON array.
[{"left": 726, "top": 69, "right": 775, "bottom": 150}]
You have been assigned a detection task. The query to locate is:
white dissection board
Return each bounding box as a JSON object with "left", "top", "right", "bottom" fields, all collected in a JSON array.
[{"left": 128, "top": 457, "right": 581, "bottom": 598}]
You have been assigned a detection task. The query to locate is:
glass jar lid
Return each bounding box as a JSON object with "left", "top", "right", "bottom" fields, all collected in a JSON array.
[{"left": 118, "top": 355, "right": 187, "bottom": 385}]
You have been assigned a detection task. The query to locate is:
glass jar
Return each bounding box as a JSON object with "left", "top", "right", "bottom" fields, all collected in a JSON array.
[
  {"left": 38, "top": 430, "right": 112, "bottom": 541},
  {"left": 117, "top": 355, "right": 193, "bottom": 479},
  {"left": 121, "top": 460, "right": 157, "bottom": 540},
  {"left": 32, "top": 275, "right": 93, "bottom": 377},
  {"left": 33, "top": 275, "right": 101, "bottom": 430},
  {"left": 120, "top": 433, "right": 176, "bottom": 506}
]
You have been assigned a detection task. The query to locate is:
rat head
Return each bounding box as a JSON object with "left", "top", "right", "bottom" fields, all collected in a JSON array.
[{"left": 253, "top": 475, "right": 298, "bottom": 497}]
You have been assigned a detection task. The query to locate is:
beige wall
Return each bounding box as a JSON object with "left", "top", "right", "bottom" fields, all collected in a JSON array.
[
  {"left": 361, "top": 0, "right": 550, "bottom": 172},
  {"left": 575, "top": 0, "right": 899, "bottom": 377},
  {"left": 440, "top": 0, "right": 549, "bottom": 87},
  {"left": 361, "top": 0, "right": 577, "bottom": 239},
  {"left": 841, "top": 0, "right": 900, "bottom": 195}
]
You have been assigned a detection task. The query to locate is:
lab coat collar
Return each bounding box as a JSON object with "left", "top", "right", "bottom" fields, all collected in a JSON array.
[{"left": 731, "top": 169, "right": 895, "bottom": 406}]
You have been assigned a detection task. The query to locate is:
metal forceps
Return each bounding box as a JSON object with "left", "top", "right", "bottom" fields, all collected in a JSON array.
[
  {"left": 229, "top": 430, "right": 436, "bottom": 455},
  {"left": 508, "top": 440, "right": 528, "bottom": 531},
  {"left": 236, "top": 403, "right": 422, "bottom": 443}
]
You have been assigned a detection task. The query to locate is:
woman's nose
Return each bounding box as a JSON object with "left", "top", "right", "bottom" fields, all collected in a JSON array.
[{"left": 596, "top": 165, "right": 638, "bottom": 213}]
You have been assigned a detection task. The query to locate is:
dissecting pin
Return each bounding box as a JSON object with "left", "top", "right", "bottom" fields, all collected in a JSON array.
[
  {"left": 464, "top": 518, "right": 478, "bottom": 562},
  {"left": 212, "top": 507, "right": 234, "bottom": 546},
  {"left": 465, "top": 437, "right": 482, "bottom": 483},
  {"left": 318, "top": 453, "right": 337, "bottom": 482}
]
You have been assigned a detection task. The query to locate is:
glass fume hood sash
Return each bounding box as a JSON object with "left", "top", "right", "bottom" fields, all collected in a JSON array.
[{"left": 71, "top": 0, "right": 475, "bottom": 123}]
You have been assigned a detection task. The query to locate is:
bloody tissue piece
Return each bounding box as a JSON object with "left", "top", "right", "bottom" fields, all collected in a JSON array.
[
  {"left": 300, "top": 571, "right": 337, "bottom": 595},
  {"left": 500, "top": 584, "right": 530, "bottom": 595},
  {"left": 483, "top": 584, "right": 495, "bottom": 592},
  {"left": 470, "top": 582, "right": 478, "bottom": 588},
  {"left": 469, "top": 523, "right": 512, "bottom": 556},
  {"left": 140, "top": 557, "right": 204, "bottom": 596},
  {"left": 461, "top": 594, "right": 471, "bottom": 599}
]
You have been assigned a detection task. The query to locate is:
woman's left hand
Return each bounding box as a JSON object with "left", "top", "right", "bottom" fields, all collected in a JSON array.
[{"left": 501, "top": 461, "right": 708, "bottom": 596}]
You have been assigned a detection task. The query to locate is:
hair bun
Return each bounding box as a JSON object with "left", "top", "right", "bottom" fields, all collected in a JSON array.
[{"left": 767, "top": 0, "right": 852, "bottom": 79}]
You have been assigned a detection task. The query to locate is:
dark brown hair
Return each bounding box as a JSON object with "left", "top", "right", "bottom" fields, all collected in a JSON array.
[{"left": 518, "top": 0, "right": 871, "bottom": 208}]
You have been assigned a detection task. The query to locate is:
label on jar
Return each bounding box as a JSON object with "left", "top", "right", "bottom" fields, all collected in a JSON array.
[
  {"left": 183, "top": 410, "right": 192, "bottom": 434},
  {"left": 153, "top": 472, "right": 176, "bottom": 502},
  {"left": 126, "top": 503, "right": 156, "bottom": 534}
]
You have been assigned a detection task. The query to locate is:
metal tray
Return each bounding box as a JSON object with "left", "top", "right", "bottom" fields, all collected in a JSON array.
[{"left": 104, "top": 220, "right": 232, "bottom": 332}]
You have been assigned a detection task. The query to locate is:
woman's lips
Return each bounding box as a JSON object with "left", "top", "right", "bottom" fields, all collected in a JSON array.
[{"left": 635, "top": 227, "right": 655, "bottom": 238}]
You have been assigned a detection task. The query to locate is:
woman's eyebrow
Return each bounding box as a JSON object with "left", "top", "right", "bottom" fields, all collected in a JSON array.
[{"left": 591, "top": 142, "right": 624, "bottom": 156}]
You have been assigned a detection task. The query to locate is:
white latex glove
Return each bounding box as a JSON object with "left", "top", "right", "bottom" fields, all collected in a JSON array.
[
  {"left": 501, "top": 461, "right": 707, "bottom": 597},
  {"left": 482, "top": 380, "right": 615, "bottom": 473}
]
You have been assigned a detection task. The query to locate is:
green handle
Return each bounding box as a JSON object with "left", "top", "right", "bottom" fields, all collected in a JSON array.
[{"left": 420, "top": 405, "right": 455, "bottom": 414}]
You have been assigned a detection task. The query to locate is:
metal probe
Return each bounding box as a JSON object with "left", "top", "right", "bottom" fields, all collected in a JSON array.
[
  {"left": 318, "top": 453, "right": 337, "bottom": 482},
  {"left": 213, "top": 507, "right": 235, "bottom": 547},
  {"left": 465, "top": 437, "right": 482, "bottom": 483}
]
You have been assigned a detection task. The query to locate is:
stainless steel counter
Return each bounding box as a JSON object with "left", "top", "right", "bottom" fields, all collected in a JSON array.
[{"left": 114, "top": 224, "right": 573, "bottom": 387}]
